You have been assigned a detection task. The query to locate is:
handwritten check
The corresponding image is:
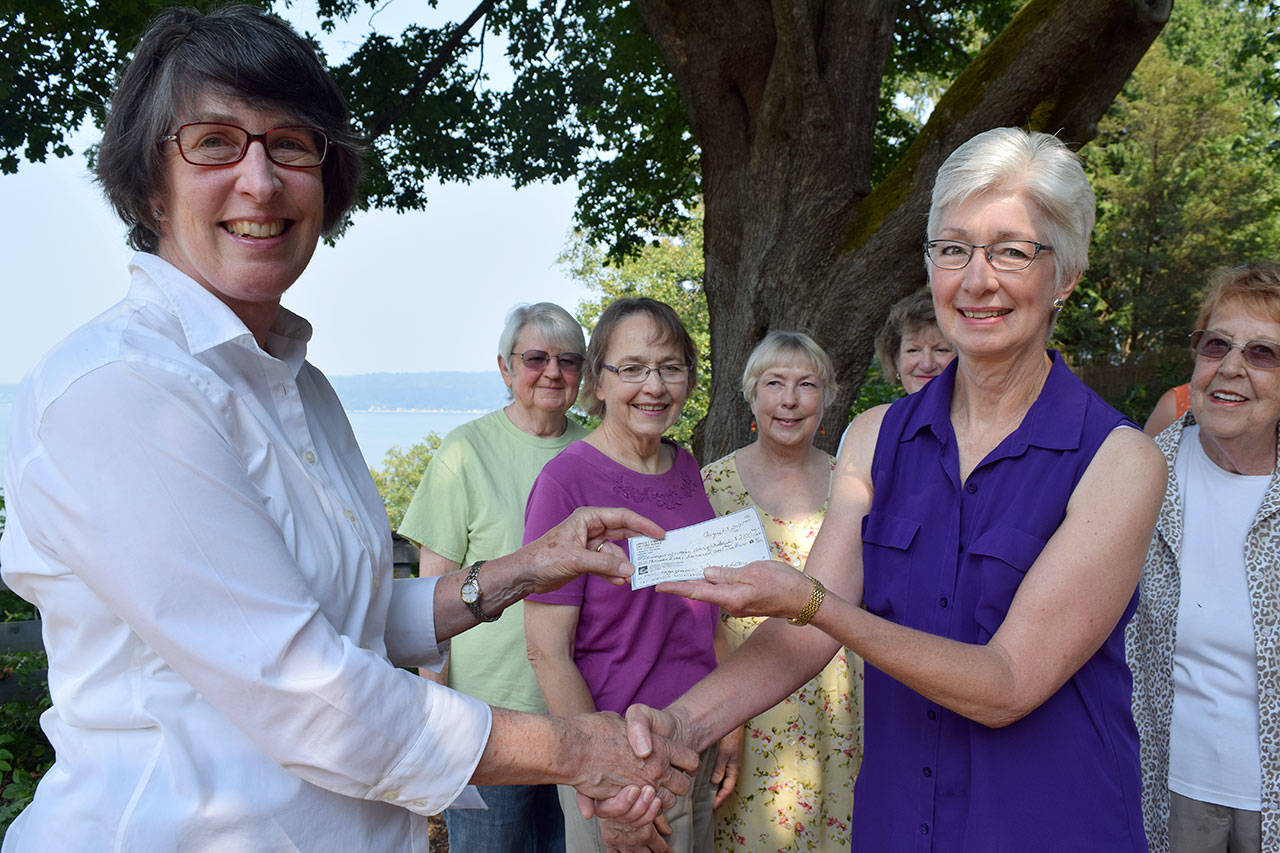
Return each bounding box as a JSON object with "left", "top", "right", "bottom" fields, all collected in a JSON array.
[{"left": 628, "top": 507, "right": 771, "bottom": 590}]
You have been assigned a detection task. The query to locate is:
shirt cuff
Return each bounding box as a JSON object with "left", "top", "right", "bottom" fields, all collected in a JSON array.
[
  {"left": 386, "top": 576, "right": 448, "bottom": 668},
  {"left": 368, "top": 683, "right": 493, "bottom": 814}
]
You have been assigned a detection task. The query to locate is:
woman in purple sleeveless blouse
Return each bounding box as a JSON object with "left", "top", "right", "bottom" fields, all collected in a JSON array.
[{"left": 631, "top": 128, "right": 1167, "bottom": 851}]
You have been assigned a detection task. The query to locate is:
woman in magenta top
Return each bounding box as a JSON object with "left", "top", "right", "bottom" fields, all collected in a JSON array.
[
  {"left": 525, "top": 298, "right": 737, "bottom": 852},
  {"left": 630, "top": 128, "right": 1167, "bottom": 851}
]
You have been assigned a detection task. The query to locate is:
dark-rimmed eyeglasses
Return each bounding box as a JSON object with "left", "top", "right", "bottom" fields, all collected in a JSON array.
[
  {"left": 603, "top": 363, "right": 691, "bottom": 383},
  {"left": 159, "top": 122, "right": 329, "bottom": 168},
  {"left": 513, "top": 350, "right": 585, "bottom": 374},
  {"left": 924, "top": 239, "right": 1054, "bottom": 272},
  {"left": 1190, "top": 330, "right": 1280, "bottom": 369}
]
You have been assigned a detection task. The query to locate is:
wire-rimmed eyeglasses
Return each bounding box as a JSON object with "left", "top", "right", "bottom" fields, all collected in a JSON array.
[
  {"left": 603, "top": 362, "right": 691, "bottom": 383},
  {"left": 924, "top": 239, "right": 1054, "bottom": 272},
  {"left": 159, "top": 122, "right": 329, "bottom": 168}
]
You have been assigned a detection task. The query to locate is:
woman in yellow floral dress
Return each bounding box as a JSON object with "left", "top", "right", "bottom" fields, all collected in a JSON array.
[{"left": 702, "top": 331, "right": 863, "bottom": 852}]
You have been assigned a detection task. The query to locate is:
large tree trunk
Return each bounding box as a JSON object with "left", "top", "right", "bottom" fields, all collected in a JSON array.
[{"left": 635, "top": 0, "right": 1172, "bottom": 462}]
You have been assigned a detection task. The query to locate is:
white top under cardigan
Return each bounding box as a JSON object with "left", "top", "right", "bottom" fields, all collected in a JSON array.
[
  {"left": 1169, "top": 425, "right": 1267, "bottom": 809},
  {"left": 0, "top": 253, "right": 490, "bottom": 851}
]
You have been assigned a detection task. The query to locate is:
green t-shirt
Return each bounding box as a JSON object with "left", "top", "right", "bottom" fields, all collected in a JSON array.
[{"left": 398, "top": 408, "right": 587, "bottom": 713}]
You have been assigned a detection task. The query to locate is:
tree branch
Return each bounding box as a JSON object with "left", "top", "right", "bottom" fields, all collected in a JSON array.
[{"left": 367, "top": 0, "right": 497, "bottom": 140}]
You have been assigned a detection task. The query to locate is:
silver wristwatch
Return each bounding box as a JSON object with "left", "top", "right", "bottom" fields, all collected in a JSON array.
[{"left": 460, "top": 560, "right": 498, "bottom": 622}]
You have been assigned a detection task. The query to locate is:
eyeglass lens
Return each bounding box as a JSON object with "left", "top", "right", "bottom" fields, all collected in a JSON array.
[
  {"left": 609, "top": 363, "right": 690, "bottom": 383},
  {"left": 174, "top": 123, "right": 328, "bottom": 167},
  {"left": 516, "top": 350, "right": 584, "bottom": 373},
  {"left": 924, "top": 240, "right": 1046, "bottom": 272},
  {"left": 1191, "top": 330, "right": 1280, "bottom": 369}
]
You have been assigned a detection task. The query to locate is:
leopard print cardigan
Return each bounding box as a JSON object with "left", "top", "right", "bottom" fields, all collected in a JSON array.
[{"left": 1126, "top": 412, "right": 1280, "bottom": 852}]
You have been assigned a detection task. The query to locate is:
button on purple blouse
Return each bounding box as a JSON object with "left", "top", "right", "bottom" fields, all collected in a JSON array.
[{"left": 853, "top": 352, "right": 1146, "bottom": 852}]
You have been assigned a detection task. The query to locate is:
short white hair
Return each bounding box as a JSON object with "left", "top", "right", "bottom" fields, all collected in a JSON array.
[
  {"left": 497, "top": 302, "right": 587, "bottom": 371},
  {"left": 927, "top": 128, "right": 1095, "bottom": 290}
]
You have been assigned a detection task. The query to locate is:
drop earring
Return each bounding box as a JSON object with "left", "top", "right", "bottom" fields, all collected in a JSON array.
[{"left": 750, "top": 421, "right": 757, "bottom": 434}]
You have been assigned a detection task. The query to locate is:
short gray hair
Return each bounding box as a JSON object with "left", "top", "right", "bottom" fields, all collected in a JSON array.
[
  {"left": 927, "top": 128, "right": 1095, "bottom": 290},
  {"left": 741, "top": 331, "right": 838, "bottom": 407},
  {"left": 498, "top": 302, "right": 587, "bottom": 371}
]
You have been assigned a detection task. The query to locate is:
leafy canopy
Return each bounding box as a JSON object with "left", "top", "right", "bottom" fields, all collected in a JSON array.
[{"left": 3, "top": 0, "right": 1021, "bottom": 254}]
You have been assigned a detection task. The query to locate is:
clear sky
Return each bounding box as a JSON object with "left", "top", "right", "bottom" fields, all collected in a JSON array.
[{"left": 0, "top": 1, "right": 591, "bottom": 385}]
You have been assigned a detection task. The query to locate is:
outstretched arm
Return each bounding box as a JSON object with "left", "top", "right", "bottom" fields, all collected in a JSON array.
[
  {"left": 431, "top": 507, "right": 665, "bottom": 642},
  {"left": 652, "top": 418, "right": 1165, "bottom": 753}
]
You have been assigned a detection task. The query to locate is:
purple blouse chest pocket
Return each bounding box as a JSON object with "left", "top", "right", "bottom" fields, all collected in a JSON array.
[
  {"left": 965, "top": 526, "right": 1048, "bottom": 642},
  {"left": 860, "top": 511, "right": 920, "bottom": 621}
]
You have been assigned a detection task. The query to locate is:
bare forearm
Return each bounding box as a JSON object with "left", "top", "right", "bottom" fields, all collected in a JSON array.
[
  {"left": 808, "top": 594, "right": 1026, "bottom": 726},
  {"left": 531, "top": 657, "right": 597, "bottom": 717},
  {"left": 671, "top": 618, "right": 838, "bottom": 751}
]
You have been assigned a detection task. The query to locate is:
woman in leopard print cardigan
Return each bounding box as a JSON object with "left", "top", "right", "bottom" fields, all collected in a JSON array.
[{"left": 1127, "top": 263, "right": 1280, "bottom": 853}]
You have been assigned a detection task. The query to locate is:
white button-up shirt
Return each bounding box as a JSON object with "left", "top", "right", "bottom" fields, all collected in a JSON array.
[{"left": 0, "top": 254, "right": 491, "bottom": 851}]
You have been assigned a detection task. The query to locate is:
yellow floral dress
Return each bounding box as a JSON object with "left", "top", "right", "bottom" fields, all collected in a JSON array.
[{"left": 702, "top": 452, "right": 864, "bottom": 852}]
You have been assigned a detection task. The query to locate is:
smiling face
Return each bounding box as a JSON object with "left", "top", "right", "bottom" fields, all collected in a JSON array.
[
  {"left": 154, "top": 91, "right": 324, "bottom": 336},
  {"left": 1189, "top": 297, "right": 1280, "bottom": 471},
  {"left": 595, "top": 313, "right": 690, "bottom": 440},
  {"left": 929, "top": 191, "right": 1074, "bottom": 364},
  {"left": 750, "top": 358, "right": 825, "bottom": 448},
  {"left": 500, "top": 326, "right": 583, "bottom": 420},
  {"left": 896, "top": 323, "right": 955, "bottom": 393}
]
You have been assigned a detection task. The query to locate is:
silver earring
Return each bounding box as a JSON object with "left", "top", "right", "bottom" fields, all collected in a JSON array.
[
  {"left": 1052, "top": 297, "right": 1065, "bottom": 311},
  {"left": 153, "top": 207, "right": 164, "bottom": 220}
]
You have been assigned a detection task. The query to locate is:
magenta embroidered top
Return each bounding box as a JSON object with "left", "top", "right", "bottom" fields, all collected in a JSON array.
[{"left": 524, "top": 439, "right": 719, "bottom": 715}]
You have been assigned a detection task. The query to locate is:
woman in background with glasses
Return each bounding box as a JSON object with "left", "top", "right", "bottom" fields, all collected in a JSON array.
[
  {"left": 1128, "top": 264, "right": 1280, "bottom": 853},
  {"left": 631, "top": 128, "right": 1166, "bottom": 850},
  {"left": 398, "top": 302, "right": 588, "bottom": 853},
  {"left": 525, "top": 298, "right": 741, "bottom": 852}
]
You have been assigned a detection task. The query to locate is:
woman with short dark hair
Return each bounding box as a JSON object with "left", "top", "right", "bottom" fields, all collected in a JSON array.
[{"left": 0, "top": 7, "right": 690, "bottom": 849}]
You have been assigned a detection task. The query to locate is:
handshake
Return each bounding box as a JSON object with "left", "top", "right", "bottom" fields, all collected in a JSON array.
[{"left": 561, "top": 703, "right": 720, "bottom": 853}]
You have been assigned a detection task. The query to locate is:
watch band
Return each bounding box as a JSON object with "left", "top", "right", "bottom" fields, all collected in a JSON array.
[
  {"left": 461, "top": 560, "right": 499, "bottom": 623},
  {"left": 787, "top": 575, "right": 826, "bottom": 626}
]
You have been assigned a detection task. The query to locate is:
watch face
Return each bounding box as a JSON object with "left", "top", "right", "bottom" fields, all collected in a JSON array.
[{"left": 460, "top": 579, "right": 480, "bottom": 605}]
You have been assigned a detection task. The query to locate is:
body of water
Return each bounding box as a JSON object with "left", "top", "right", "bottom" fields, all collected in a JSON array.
[{"left": 0, "top": 402, "right": 484, "bottom": 489}]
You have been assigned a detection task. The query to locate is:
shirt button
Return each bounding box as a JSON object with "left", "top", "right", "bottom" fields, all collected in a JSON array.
[
  {"left": 920, "top": 823, "right": 930, "bottom": 835},
  {"left": 382, "top": 789, "right": 400, "bottom": 801},
  {"left": 304, "top": 449, "right": 316, "bottom": 464},
  {"left": 344, "top": 509, "right": 356, "bottom": 522},
  {"left": 927, "top": 709, "right": 937, "bottom": 720},
  {"left": 923, "top": 767, "right": 933, "bottom": 778},
  {"left": 939, "top": 596, "right": 948, "bottom": 608},
  {"left": 965, "top": 482, "right": 978, "bottom": 494}
]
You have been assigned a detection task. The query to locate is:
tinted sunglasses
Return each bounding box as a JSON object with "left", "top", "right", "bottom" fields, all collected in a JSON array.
[
  {"left": 512, "top": 350, "right": 585, "bottom": 373},
  {"left": 1190, "top": 330, "right": 1280, "bottom": 369}
]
